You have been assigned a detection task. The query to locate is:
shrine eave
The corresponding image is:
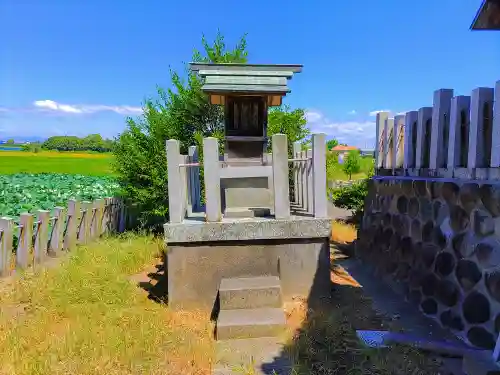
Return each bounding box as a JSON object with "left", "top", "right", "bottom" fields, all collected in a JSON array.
[
  {"left": 471, "top": 0, "right": 500, "bottom": 30},
  {"left": 189, "top": 62, "right": 302, "bottom": 96}
]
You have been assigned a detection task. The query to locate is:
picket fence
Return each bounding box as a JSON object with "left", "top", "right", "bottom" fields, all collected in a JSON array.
[{"left": 0, "top": 197, "right": 133, "bottom": 277}]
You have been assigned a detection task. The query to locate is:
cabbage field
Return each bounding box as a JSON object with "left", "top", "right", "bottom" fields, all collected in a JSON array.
[{"left": 0, "top": 173, "right": 120, "bottom": 219}]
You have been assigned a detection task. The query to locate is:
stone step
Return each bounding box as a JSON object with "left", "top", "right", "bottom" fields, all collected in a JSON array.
[
  {"left": 219, "top": 276, "right": 282, "bottom": 310},
  {"left": 212, "top": 337, "right": 292, "bottom": 375},
  {"left": 216, "top": 308, "right": 286, "bottom": 340}
]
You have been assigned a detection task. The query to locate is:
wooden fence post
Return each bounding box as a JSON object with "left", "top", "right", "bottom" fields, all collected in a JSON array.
[
  {"left": 0, "top": 217, "right": 13, "bottom": 277},
  {"left": 34, "top": 210, "right": 50, "bottom": 265},
  {"left": 64, "top": 199, "right": 80, "bottom": 251},
  {"left": 91, "top": 199, "right": 104, "bottom": 238},
  {"left": 79, "top": 201, "right": 92, "bottom": 244},
  {"left": 118, "top": 200, "right": 126, "bottom": 233},
  {"left": 17, "top": 213, "right": 33, "bottom": 269},
  {"left": 49, "top": 207, "right": 66, "bottom": 256}
]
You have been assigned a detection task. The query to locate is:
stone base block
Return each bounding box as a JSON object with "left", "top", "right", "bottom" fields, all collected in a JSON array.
[{"left": 164, "top": 217, "right": 331, "bottom": 312}]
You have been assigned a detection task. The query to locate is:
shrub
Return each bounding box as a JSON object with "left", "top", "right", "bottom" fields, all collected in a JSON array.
[{"left": 330, "top": 178, "right": 369, "bottom": 221}]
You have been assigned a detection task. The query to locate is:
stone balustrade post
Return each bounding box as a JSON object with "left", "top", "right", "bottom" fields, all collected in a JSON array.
[
  {"left": 203, "top": 137, "right": 222, "bottom": 222},
  {"left": 272, "top": 134, "right": 290, "bottom": 219},
  {"left": 293, "top": 141, "right": 301, "bottom": 205},
  {"left": 166, "top": 139, "right": 183, "bottom": 223},
  {"left": 403, "top": 111, "right": 418, "bottom": 169},
  {"left": 468, "top": 87, "right": 494, "bottom": 168},
  {"left": 430, "top": 89, "right": 454, "bottom": 169},
  {"left": 447, "top": 96, "right": 471, "bottom": 169},
  {"left": 312, "top": 133, "right": 327, "bottom": 218}
]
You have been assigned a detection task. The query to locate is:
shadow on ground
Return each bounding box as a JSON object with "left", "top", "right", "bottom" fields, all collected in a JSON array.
[
  {"left": 258, "top": 238, "right": 447, "bottom": 375},
  {"left": 132, "top": 256, "right": 169, "bottom": 304}
]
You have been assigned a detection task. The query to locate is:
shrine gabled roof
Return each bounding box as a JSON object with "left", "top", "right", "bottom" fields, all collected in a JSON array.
[
  {"left": 189, "top": 63, "right": 303, "bottom": 95},
  {"left": 471, "top": 0, "right": 500, "bottom": 30}
]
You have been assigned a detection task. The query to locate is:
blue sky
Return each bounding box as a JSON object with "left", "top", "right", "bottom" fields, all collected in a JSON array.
[{"left": 0, "top": 0, "right": 498, "bottom": 148}]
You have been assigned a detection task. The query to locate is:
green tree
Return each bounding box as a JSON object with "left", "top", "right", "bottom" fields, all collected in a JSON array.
[
  {"left": 326, "top": 138, "right": 338, "bottom": 150},
  {"left": 6, "top": 139, "right": 14, "bottom": 144},
  {"left": 112, "top": 32, "right": 249, "bottom": 228},
  {"left": 266, "top": 105, "right": 309, "bottom": 155},
  {"left": 343, "top": 150, "right": 361, "bottom": 180}
]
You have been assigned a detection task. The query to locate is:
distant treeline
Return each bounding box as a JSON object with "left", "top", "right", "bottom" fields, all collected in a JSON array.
[{"left": 23, "top": 135, "right": 115, "bottom": 153}]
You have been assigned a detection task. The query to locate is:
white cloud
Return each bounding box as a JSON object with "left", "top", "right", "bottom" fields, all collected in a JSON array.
[
  {"left": 305, "top": 109, "right": 375, "bottom": 149},
  {"left": 348, "top": 110, "right": 357, "bottom": 115},
  {"left": 369, "top": 109, "right": 391, "bottom": 116},
  {"left": 33, "top": 100, "right": 143, "bottom": 115}
]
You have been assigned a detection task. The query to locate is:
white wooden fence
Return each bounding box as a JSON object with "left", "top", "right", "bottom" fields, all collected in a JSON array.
[{"left": 0, "top": 197, "right": 132, "bottom": 277}]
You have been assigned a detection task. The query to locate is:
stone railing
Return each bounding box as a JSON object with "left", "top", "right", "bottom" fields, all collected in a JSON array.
[
  {"left": 375, "top": 79, "right": 500, "bottom": 180},
  {"left": 165, "top": 133, "right": 327, "bottom": 223}
]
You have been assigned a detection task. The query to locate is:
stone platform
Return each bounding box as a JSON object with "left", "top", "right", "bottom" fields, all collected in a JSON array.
[{"left": 164, "top": 216, "right": 331, "bottom": 312}]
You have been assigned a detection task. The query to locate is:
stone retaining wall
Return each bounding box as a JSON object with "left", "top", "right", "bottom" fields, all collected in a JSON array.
[{"left": 357, "top": 178, "right": 500, "bottom": 350}]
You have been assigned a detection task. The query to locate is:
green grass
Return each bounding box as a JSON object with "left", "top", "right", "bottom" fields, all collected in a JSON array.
[
  {"left": 0, "top": 233, "right": 214, "bottom": 375},
  {"left": 0, "top": 151, "right": 114, "bottom": 176},
  {"left": 327, "top": 156, "right": 374, "bottom": 181}
]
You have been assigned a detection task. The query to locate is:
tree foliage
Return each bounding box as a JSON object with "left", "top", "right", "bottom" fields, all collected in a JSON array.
[
  {"left": 112, "top": 32, "right": 310, "bottom": 229},
  {"left": 41, "top": 135, "right": 114, "bottom": 152},
  {"left": 6, "top": 139, "right": 14, "bottom": 144},
  {"left": 267, "top": 105, "right": 309, "bottom": 155},
  {"left": 326, "top": 138, "right": 338, "bottom": 150},
  {"left": 112, "top": 32, "right": 249, "bottom": 229},
  {"left": 342, "top": 150, "right": 361, "bottom": 180}
]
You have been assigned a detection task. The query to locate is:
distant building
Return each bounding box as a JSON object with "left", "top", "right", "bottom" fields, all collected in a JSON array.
[
  {"left": 330, "top": 145, "right": 359, "bottom": 159},
  {"left": 471, "top": 0, "right": 500, "bottom": 30}
]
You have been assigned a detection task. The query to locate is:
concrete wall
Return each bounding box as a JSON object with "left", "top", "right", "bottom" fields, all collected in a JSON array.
[
  {"left": 358, "top": 178, "right": 500, "bottom": 350},
  {"left": 167, "top": 238, "right": 330, "bottom": 311}
]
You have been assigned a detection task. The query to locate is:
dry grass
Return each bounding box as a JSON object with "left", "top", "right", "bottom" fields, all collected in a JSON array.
[
  {"left": 0, "top": 233, "right": 213, "bottom": 375},
  {"left": 274, "top": 220, "right": 442, "bottom": 374},
  {"left": 331, "top": 220, "right": 357, "bottom": 244}
]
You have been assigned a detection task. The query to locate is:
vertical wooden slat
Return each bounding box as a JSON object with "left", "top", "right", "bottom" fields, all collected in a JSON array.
[
  {"left": 34, "top": 210, "right": 50, "bottom": 265},
  {"left": 102, "top": 198, "right": 112, "bottom": 235},
  {"left": 78, "top": 201, "right": 92, "bottom": 245},
  {"left": 64, "top": 199, "right": 80, "bottom": 251},
  {"left": 0, "top": 217, "right": 13, "bottom": 277},
  {"left": 17, "top": 213, "right": 33, "bottom": 269},
  {"left": 49, "top": 207, "right": 66, "bottom": 256},
  {"left": 118, "top": 200, "right": 126, "bottom": 232},
  {"left": 93, "top": 199, "right": 104, "bottom": 237}
]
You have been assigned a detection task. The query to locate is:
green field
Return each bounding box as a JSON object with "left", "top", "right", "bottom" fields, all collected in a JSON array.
[
  {"left": 0, "top": 151, "right": 117, "bottom": 218},
  {"left": 0, "top": 150, "right": 114, "bottom": 176}
]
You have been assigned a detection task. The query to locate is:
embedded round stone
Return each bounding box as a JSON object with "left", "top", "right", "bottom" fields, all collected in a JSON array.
[
  {"left": 408, "top": 289, "right": 422, "bottom": 305},
  {"left": 473, "top": 243, "right": 494, "bottom": 267},
  {"left": 441, "top": 182, "right": 459, "bottom": 203},
  {"left": 480, "top": 184, "right": 500, "bottom": 217},
  {"left": 421, "top": 298, "right": 438, "bottom": 315},
  {"left": 408, "top": 198, "right": 419, "bottom": 219},
  {"left": 429, "top": 182, "right": 441, "bottom": 199},
  {"left": 422, "top": 221, "right": 434, "bottom": 243},
  {"left": 433, "top": 227, "right": 447, "bottom": 249},
  {"left": 411, "top": 219, "right": 421, "bottom": 241},
  {"left": 456, "top": 259, "right": 482, "bottom": 292},
  {"left": 397, "top": 196, "right": 408, "bottom": 214},
  {"left": 419, "top": 198, "right": 433, "bottom": 221},
  {"left": 421, "top": 273, "right": 439, "bottom": 296},
  {"left": 421, "top": 243, "right": 439, "bottom": 267},
  {"left": 435, "top": 279, "right": 459, "bottom": 307},
  {"left": 467, "top": 327, "right": 496, "bottom": 350},
  {"left": 485, "top": 270, "right": 500, "bottom": 303},
  {"left": 472, "top": 210, "right": 494, "bottom": 237},
  {"left": 463, "top": 292, "right": 490, "bottom": 324},
  {"left": 440, "top": 310, "right": 464, "bottom": 331},
  {"left": 414, "top": 181, "right": 428, "bottom": 197},
  {"left": 459, "top": 183, "right": 480, "bottom": 213},
  {"left": 394, "top": 263, "right": 411, "bottom": 281},
  {"left": 400, "top": 237, "right": 413, "bottom": 261},
  {"left": 402, "top": 180, "right": 413, "bottom": 196},
  {"left": 435, "top": 252, "right": 456, "bottom": 277},
  {"left": 450, "top": 205, "right": 469, "bottom": 232},
  {"left": 432, "top": 200, "right": 442, "bottom": 221}
]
